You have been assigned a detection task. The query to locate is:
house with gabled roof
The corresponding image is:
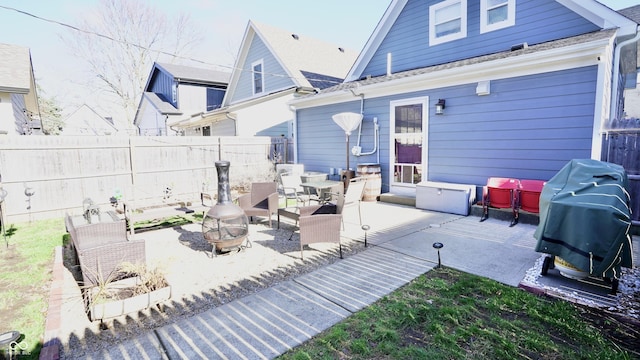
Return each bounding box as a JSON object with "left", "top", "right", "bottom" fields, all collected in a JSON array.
[
  {"left": 618, "top": 4, "right": 640, "bottom": 118},
  {"left": 289, "top": 0, "right": 639, "bottom": 201},
  {"left": 134, "top": 62, "right": 230, "bottom": 136},
  {"left": 169, "top": 21, "right": 358, "bottom": 146},
  {"left": 0, "top": 43, "right": 41, "bottom": 135},
  {"left": 61, "top": 104, "right": 120, "bottom": 136}
]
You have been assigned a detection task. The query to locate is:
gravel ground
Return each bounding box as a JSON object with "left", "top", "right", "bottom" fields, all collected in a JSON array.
[
  {"left": 56, "top": 214, "right": 640, "bottom": 358},
  {"left": 58, "top": 219, "right": 367, "bottom": 359}
]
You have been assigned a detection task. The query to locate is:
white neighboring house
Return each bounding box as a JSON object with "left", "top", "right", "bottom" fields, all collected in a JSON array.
[
  {"left": 61, "top": 104, "right": 120, "bottom": 136},
  {"left": 619, "top": 5, "right": 640, "bottom": 119},
  {"left": 0, "top": 43, "right": 41, "bottom": 135},
  {"left": 169, "top": 20, "right": 358, "bottom": 142},
  {"left": 134, "top": 62, "right": 230, "bottom": 136}
]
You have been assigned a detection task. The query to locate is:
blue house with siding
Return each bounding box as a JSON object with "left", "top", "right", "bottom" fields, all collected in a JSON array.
[
  {"left": 289, "top": 0, "right": 639, "bottom": 201},
  {"left": 134, "top": 62, "right": 230, "bottom": 136},
  {"left": 169, "top": 21, "right": 358, "bottom": 143}
]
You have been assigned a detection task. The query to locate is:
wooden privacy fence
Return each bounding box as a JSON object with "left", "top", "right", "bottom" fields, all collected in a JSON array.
[
  {"left": 269, "top": 136, "right": 294, "bottom": 164},
  {"left": 0, "top": 136, "right": 273, "bottom": 222},
  {"left": 601, "top": 118, "right": 640, "bottom": 225}
]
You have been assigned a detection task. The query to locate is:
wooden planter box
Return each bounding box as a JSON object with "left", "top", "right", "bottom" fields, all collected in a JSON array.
[{"left": 86, "top": 277, "right": 171, "bottom": 321}]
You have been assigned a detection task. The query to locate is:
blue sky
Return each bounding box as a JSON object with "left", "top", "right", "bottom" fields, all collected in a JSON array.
[{"left": 0, "top": 0, "right": 636, "bottom": 120}]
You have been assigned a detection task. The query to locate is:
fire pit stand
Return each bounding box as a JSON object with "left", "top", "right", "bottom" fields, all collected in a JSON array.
[{"left": 202, "top": 161, "right": 250, "bottom": 257}]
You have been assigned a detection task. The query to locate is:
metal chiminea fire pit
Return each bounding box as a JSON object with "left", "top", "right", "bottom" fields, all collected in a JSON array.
[{"left": 202, "top": 161, "right": 250, "bottom": 257}]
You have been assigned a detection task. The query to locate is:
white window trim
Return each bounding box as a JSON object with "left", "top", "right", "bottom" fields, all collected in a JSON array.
[
  {"left": 389, "top": 97, "right": 429, "bottom": 194},
  {"left": 429, "top": 0, "right": 467, "bottom": 46},
  {"left": 480, "top": 0, "right": 515, "bottom": 34},
  {"left": 251, "top": 59, "right": 264, "bottom": 95}
]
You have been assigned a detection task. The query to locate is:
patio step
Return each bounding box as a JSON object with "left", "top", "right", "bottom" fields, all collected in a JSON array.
[
  {"left": 378, "top": 193, "right": 540, "bottom": 225},
  {"left": 378, "top": 193, "right": 416, "bottom": 207}
]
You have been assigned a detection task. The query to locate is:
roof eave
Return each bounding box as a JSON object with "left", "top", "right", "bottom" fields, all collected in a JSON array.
[{"left": 291, "top": 34, "right": 612, "bottom": 109}]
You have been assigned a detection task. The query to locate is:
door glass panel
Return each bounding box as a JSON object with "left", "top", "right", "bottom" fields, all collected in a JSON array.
[{"left": 393, "top": 104, "right": 423, "bottom": 185}]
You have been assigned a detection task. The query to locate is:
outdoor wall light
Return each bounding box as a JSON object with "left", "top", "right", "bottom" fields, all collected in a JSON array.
[{"left": 435, "top": 99, "right": 446, "bottom": 115}]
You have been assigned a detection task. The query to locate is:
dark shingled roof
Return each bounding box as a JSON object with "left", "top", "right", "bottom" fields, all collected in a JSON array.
[
  {"left": 299, "top": 70, "right": 344, "bottom": 90},
  {"left": 618, "top": 5, "right": 640, "bottom": 24},
  {"left": 316, "top": 29, "right": 617, "bottom": 95}
]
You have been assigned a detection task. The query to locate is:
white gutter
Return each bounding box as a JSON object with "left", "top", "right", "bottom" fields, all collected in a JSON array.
[
  {"left": 288, "top": 105, "right": 298, "bottom": 163},
  {"left": 291, "top": 34, "right": 612, "bottom": 109},
  {"left": 609, "top": 26, "right": 640, "bottom": 122},
  {"left": 225, "top": 112, "right": 238, "bottom": 136}
]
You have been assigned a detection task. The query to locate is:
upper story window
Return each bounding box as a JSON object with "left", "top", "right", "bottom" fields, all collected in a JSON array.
[
  {"left": 480, "top": 0, "right": 515, "bottom": 33},
  {"left": 252, "top": 59, "right": 264, "bottom": 95},
  {"left": 429, "top": 0, "right": 467, "bottom": 46}
]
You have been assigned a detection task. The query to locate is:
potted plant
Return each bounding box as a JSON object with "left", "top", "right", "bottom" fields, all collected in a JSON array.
[{"left": 85, "top": 262, "right": 171, "bottom": 322}]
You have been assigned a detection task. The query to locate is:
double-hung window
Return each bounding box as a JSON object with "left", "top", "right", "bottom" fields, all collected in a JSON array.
[
  {"left": 480, "top": 0, "right": 515, "bottom": 33},
  {"left": 252, "top": 60, "right": 264, "bottom": 95},
  {"left": 429, "top": 0, "right": 467, "bottom": 46}
]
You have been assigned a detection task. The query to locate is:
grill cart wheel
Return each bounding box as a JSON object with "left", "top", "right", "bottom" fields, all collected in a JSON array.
[
  {"left": 610, "top": 278, "right": 619, "bottom": 295},
  {"left": 541, "top": 256, "right": 553, "bottom": 276}
]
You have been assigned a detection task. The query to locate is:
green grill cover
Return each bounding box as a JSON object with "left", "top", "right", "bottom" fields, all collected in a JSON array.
[{"left": 534, "top": 159, "right": 633, "bottom": 279}]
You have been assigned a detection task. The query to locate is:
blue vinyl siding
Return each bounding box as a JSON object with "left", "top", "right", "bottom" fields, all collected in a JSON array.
[
  {"left": 232, "top": 36, "right": 295, "bottom": 103},
  {"left": 256, "top": 121, "right": 289, "bottom": 138},
  {"left": 149, "top": 71, "right": 177, "bottom": 108},
  {"left": 296, "top": 66, "right": 598, "bottom": 193},
  {"left": 428, "top": 66, "right": 598, "bottom": 185},
  {"left": 361, "top": 0, "right": 600, "bottom": 77},
  {"left": 297, "top": 102, "right": 363, "bottom": 174},
  {"left": 207, "top": 88, "right": 225, "bottom": 111}
]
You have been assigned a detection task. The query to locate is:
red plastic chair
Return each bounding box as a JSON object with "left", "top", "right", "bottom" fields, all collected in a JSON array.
[
  {"left": 480, "top": 177, "right": 520, "bottom": 226},
  {"left": 519, "top": 179, "right": 546, "bottom": 214}
]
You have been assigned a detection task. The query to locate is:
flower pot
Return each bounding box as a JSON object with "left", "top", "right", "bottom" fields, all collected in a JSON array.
[{"left": 87, "top": 277, "right": 171, "bottom": 321}]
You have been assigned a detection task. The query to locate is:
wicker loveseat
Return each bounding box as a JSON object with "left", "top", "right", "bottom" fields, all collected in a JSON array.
[{"left": 65, "top": 214, "right": 146, "bottom": 286}]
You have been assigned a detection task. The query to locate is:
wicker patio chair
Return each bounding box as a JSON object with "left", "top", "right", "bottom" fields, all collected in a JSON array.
[
  {"left": 326, "top": 179, "right": 364, "bottom": 228},
  {"left": 78, "top": 240, "right": 147, "bottom": 287},
  {"left": 65, "top": 214, "right": 147, "bottom": 287},
  {"left": 238, "top": 182, "right": 279, "bottom": 227},
  {"left": 298, "top": 204, "right": 342, "bottom": 260}
]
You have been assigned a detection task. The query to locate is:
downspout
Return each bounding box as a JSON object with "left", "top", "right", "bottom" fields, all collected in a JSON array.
[
  {"left": 225, "top": 112, "right": 237, "bottom": 136},
  {"left": 610, "top": 26, "right": 640, "bottom": 122},
  {"left": 288, "top": 105, "right": 298, "bottom": 163},
  {"left": 608, "top": 26, "right": 640, "bottom": 227},
  {"left": 166, "top": 115, "right": 180, "bottom": 135}
]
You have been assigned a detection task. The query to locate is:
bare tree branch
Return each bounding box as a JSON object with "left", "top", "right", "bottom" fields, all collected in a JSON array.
[{"left": 63, "top": 0, "right": 203, "bottom": 126}]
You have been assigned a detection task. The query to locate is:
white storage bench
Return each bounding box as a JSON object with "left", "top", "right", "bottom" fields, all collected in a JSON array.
[{"left": 415, "top": 181, "right": 476, "bottom": 216}]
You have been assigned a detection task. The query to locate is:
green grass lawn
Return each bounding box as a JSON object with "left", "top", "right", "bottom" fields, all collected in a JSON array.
[
  {"left": 0, "top": 218, "right": 66, "bottom": 359},
  {"left": 0, "top": 213, "right": 202, "bottom": 359},
  {"left": 279, "top": 267, "right": 636, "bottom": 360}
]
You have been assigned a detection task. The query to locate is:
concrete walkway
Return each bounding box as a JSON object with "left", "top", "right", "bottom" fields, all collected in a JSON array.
[{"left": 60, "top": 201, "right": 635, "bottom": 359}]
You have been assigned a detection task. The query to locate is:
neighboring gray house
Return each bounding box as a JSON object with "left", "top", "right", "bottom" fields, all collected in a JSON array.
[
  {"left": 134, "top": 62, "right": 230, "bottom": 136},
  {"left": 169, "top": 20, "right": 358, "bottom": 144},
  {"left": 290, "top": 0, "right": 638, "bottom": 200},
  {"left": 0, "top": 43, "right": 41, "bottom": 135},
  {"left": 619, "top": 4, "right": 640, "bottom": 118},
  {"left": 61, "top": 104, "right": 120, "bottom": 136}
]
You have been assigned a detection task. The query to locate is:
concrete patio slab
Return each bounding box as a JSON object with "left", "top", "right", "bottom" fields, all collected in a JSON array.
[{"left": 377, "top": 216, "right": 541, "bottom": 286}]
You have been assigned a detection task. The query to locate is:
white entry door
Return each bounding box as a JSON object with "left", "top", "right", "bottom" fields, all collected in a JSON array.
[{"left": 389, "top": 97, "right": 429, "bottom": 195}]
